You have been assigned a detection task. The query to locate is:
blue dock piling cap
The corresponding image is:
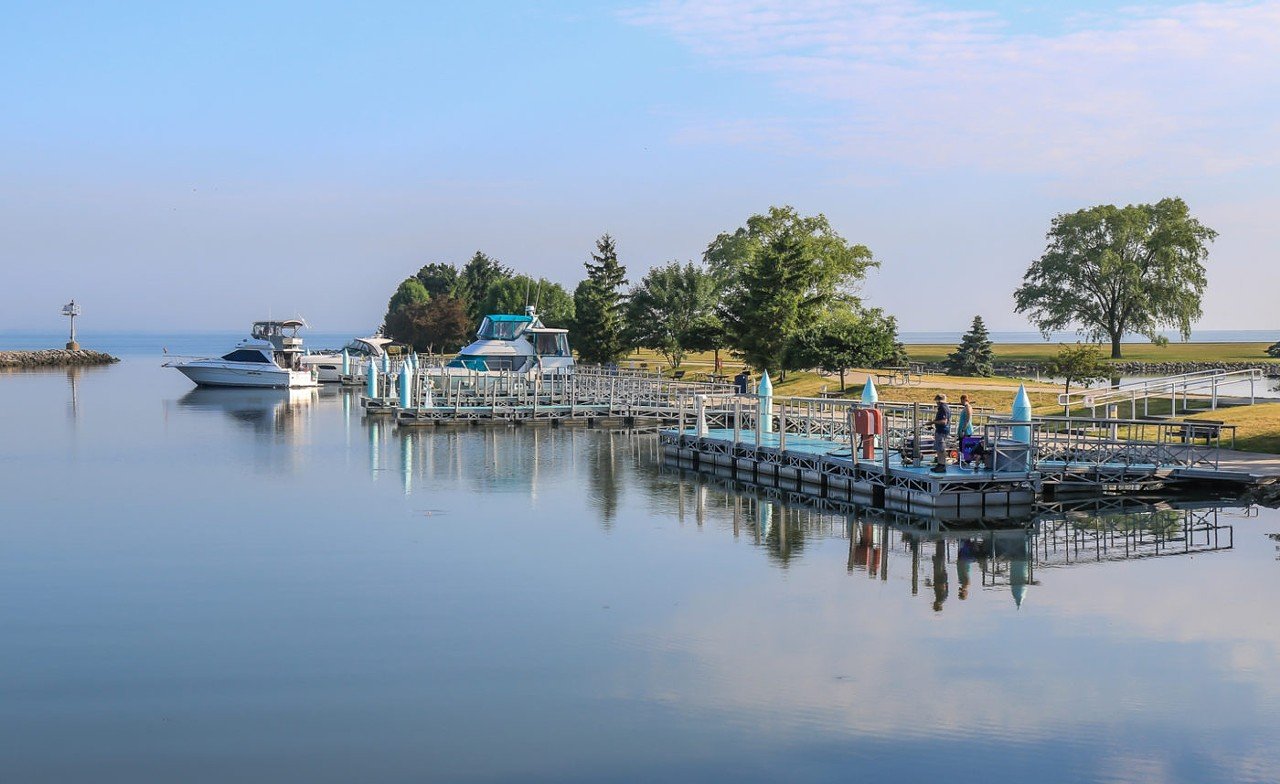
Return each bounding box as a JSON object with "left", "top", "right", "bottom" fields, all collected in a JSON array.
[
  {"left": 757, "top": 371, "right": 773, "bottom": 396},
  {"left": 1012, "top": 384, "right": 1032, "bottom": 415},
  {"left": 862, "top": 374, "right": 878, "bottom": 404}
]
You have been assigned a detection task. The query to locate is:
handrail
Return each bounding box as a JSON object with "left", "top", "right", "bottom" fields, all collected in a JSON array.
[{"left": 1058, "top": 367, "right": 1264, "bottom": 410}]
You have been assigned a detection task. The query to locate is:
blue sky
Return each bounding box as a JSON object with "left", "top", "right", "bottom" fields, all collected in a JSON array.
[{"left": 2, "top": 1, "right": 1277, "bottom": 333}]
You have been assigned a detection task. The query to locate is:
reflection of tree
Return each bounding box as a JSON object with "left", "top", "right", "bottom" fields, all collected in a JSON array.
[
  {"left": 762, "top": 503, "right": 806, "bottom": 566},
  {"left": 1071, "top": 509, "right": 1185, "bottom": 539},
  {"left": 585, "top": 430, "right": 624, "bottom": 529}
]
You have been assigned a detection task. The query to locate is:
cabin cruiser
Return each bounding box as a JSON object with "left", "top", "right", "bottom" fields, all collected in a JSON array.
[
  {"left": 300, "top": 335, "right": 398, "bottom": 382},
  {"left": 445, "top": 307, "right": 573, "bottom": 374},
  {"left": 167, "top": 320, "right": 320, "bottom": 388}
]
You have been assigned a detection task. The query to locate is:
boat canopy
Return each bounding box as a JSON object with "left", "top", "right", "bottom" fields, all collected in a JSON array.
[
  {"left": 252, "top": 320, "right": 306, "bottom": 340},
  {"left": 476, "top": 314, "right": 534, "bottom": 341},
  {"left": 527, "top": 328, "right": 571, "bottom": 357}
]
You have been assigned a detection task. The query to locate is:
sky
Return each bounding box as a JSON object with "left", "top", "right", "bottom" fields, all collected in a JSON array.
[{"left": 2, "top": 0, "right": 1277, "bottom": 334}]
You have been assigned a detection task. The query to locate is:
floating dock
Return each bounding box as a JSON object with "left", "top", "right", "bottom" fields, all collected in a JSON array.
[{"left": 354, "top": 365, "right": 1276, "bottom": 509}]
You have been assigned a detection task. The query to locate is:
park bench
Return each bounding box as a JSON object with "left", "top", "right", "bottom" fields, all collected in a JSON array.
[{"left": 1173, "top": 420, "right": 1225, "bottom": 444}]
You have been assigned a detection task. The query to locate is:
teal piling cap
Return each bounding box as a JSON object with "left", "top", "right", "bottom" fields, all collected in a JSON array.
[
  {"left": 1012, "top": 384, "right": 1031, "bottom": 414},
  {"left": 757, "top": 370, "right": 773, "bottom": 396},
  {"left": 862, "top": 374, "right": 878, "bottom": 404}
]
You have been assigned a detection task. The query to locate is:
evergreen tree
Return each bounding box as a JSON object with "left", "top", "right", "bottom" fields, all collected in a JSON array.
[
  {"left": 946, "top": 316, "right": 995, "bottom": 376},
  {"left": 719, "top": 230, "right": 808, "bottom": 376},
  {"left": 1267, "top": 340, "right": 1280, "bottom": 359},
  {"left": 458, "top": 251, "right": 512, "bottom": 322},
  {"left": 573, "top": 234, "right": 630, "bottom": 365}
]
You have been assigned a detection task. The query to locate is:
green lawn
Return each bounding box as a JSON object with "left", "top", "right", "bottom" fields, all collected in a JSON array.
[
  {"left": 1189, "top": 403, "right": 1280, "bottom": 454},
  {"left": 905, "top": 342, "right": 1277, "bottom": 364}
]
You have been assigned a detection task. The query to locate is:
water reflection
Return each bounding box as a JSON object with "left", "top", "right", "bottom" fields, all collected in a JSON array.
[
  {"left": 175, "top": 387, "right": 319, "bottom": 437},
  {"left": 170, "top": 392, "right": 1250, "bottom": 610},
  {"left": 648, "top": 464, "right": 1242, "bottom": 611}
]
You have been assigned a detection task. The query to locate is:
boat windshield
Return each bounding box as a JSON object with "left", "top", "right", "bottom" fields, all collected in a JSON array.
[
  {"left": 477, "top": 316, "right": 531, "bottom": 341},
  {"left": 532, "top": 332, "right": 570, "bottom": 357},
  {"left": 221, "top": 349, "right": 272, "bottom": 363},
  {"left": 446, "top": 354, "right": 528, "bottom": 372},
  {"left": 342, "top": 339, "right": 375, "bottom": 356}
]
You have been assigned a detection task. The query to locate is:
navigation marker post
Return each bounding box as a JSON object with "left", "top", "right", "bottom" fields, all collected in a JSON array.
[{"left": 62, "top": 300, "right": 80, "bottom": 350}]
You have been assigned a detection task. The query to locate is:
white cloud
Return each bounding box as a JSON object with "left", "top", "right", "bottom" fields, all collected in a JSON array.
[{"left": 624, "top": 1, "right": 1280, "bottom": 176}]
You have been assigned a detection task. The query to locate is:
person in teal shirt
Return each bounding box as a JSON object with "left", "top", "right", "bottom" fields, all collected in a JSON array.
[{"left": 958, "top": 394, "right": 975, "bottom": 439}]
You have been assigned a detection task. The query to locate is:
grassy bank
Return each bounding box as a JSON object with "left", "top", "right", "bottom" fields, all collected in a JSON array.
[
  {"left": 1189, "top": 404, "right": 1280, "bottom": 454},
  {"left": 622, "top": 347, "right": 1280, "bottom": 454}
]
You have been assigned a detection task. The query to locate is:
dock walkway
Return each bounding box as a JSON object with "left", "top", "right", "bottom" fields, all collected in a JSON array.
[{"left": 359, "top": 365, "right": 1276, "bottom": 509}]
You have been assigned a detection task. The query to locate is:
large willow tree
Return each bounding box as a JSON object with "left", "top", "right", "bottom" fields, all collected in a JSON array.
[{"left": 1014, "top": 197, "right": 1215, "bottom": 358}]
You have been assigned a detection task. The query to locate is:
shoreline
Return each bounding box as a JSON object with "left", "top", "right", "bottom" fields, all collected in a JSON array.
[{"left": 0, "top": 349, "right": 120, "bottom": 368}]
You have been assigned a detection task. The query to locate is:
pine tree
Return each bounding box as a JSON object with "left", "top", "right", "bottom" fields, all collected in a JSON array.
[
  {"left": 458, "top": 251, "right": 512, "bottom": 322},
  {"left": 573, "top": 234, "right": 629, "bottom": 365},
  {"left": 946, "top": 315, "right": 995, "bottom": 376}
]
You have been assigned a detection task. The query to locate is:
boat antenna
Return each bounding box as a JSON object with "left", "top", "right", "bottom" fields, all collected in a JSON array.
[
  {"left": 534, "top": 280, "right": 542, "bottom": 313},
  {"left": 523, "top": 278, "right": 531, "bottom": 309}
]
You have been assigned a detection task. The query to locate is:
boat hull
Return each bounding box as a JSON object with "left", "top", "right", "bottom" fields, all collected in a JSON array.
[{"left": 174, "top": 362, "right": 319, "bottom": 389}]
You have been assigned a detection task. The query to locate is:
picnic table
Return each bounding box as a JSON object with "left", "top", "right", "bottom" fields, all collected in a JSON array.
[{"left": 877, "top": 365, "right": 925, "bottom": 386}]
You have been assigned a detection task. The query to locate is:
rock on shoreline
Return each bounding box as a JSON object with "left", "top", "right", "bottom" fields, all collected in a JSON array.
[
  {"left": 0, "top": 349, "right": 120, "bottom": 368},
  {"left": 917, "top": 360, "right": 1280, "bottom": 378}
]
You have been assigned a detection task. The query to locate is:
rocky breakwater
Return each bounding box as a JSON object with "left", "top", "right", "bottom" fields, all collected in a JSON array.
[
  {"left": 917, "top": 360, "right": 1280, "bottom": 378},
  {"left": 0, "top": 349, "right": 120, "bottom": 368}
]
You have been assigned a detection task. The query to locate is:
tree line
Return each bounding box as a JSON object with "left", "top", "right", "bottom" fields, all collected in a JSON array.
[
  {"left": 382, "top": 196, "right": 1218, "bottom": 381},
  {"left": 381, "top": 205, "right": 904, "bottom": 384}
]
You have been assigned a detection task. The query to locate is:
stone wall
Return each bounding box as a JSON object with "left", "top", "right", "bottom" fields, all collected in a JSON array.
[
  {"left": 916, "top": 360, "right": 1280, "bottom": 378},
  {"left": 0, "top": 349, "right": 120, "bottom": 368}
]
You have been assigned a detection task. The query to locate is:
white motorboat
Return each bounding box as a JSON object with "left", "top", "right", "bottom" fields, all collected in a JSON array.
[
  {"left": 167, "top": 320, "right": 321, "bottom": 388},
  {"left": 444, "top": 307, "right": 573, "bottom": 374},
  {"left": 300, "top": 335, "right": 398, "bottom": 382}
]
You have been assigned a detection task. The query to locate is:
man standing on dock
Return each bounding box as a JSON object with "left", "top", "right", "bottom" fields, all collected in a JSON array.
[{"left": 931, "top": 394, "right": 951, "bottom": 473}]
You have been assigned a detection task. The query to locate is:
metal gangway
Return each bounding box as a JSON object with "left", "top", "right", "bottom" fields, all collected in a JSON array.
[{"left": 1059, "top": 367, "right": 1265, "bottom": 417}]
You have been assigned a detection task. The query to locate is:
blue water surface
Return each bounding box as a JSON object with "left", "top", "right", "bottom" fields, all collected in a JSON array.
[{"left": 0, "top": 357, "right": 1278, "bottom": 783}]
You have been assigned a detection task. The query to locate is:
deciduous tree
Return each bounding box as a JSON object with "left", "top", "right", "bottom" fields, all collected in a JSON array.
[
  {"left": 385, "top": 295, "right": 472, "bottom": 355},
  {"left": 480, "top": 275, "right": 575, "bottom": 328},
  {"left": 383, "top": 277, "right": 430, "bottom": 331},
  {"left": 626, "top": 261, "right": 719, "bottom": 367},
  {"left": 784, "top": 307, "right": 900, "bottom": 390},
  {"left": 414, "top": 262, "right": 460, "bottom": 298},
  {"left": 709, "top": 206, "right": 876, "bottom": 375},
  {"left": 1014, "top": 197, "right": 1215, "bottom": 358},
  {"left": 1043, "top": 343, "right": 1110, "bottom": 398}
]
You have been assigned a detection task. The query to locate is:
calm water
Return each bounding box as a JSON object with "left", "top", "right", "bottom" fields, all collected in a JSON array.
[{"left": 2, "top": 357, "right": 1280, "bottom": 783}]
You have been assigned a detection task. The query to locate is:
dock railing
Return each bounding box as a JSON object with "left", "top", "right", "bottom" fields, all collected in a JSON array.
[
  {"left": 991, "top": 413, "right": 1235, "bottom": 471},
  {"left": 1058, "top": 367, "right": 1264, "bottom": 416}
]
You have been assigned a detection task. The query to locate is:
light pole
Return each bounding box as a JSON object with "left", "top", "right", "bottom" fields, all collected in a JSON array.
[{"left": 62, "top": 299, "right": 80, "bottom": 350}]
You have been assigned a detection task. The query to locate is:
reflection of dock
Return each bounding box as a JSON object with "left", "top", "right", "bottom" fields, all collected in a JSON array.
[{"left": 653, "top": 465, "right": 1240, "bottom": 609}]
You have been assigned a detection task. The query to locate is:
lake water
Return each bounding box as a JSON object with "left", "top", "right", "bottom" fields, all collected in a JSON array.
[{"left": 3, "top": 354, "right": 1280, "bottom": 782}]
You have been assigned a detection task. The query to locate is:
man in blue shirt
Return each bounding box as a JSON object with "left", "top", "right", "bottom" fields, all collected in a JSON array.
[{"left": 931, "top": 394, "right": 951, "bottom": 473}]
